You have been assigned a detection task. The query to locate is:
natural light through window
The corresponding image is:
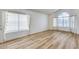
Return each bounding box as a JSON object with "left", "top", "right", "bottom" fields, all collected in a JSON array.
[
  {"left": 5, "top": 12, "right": 30, "bottom": 33},
  {"left": 53, "top": 12, "right": 75, "bottom": 28}
]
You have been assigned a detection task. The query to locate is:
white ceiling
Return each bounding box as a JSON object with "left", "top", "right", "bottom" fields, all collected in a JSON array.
[{"left": 30, "top": 9, "right": 59, "bottom": 14}]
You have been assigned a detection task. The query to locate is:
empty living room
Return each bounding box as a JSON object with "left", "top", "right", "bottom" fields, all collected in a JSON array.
[{"left": 0, "top": 9, "right": 79, "bottom": 49}]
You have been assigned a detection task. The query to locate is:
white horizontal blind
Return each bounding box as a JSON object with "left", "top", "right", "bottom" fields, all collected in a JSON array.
[
  {"left": 19, "top": 14, "right": 30, "bottom": 31},
  {"left": 5, "top": 12, "right": 30, "bottom": 33},
  {"left": 5, "top": 12, "right": 18, "bottom": 33}
]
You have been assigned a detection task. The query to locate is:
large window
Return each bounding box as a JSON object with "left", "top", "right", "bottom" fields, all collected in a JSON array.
[
  {"left": 19, "top": 14, "right": 30, "bottom": 31},
  {"left": 5, "top": 12, "right": 30, "bottom": 33},
  {"left": 53, "top": 18, "right": 57, "bottom": 27},
  {"left": 5, "top": 12, "right": 18, "bottom": 33},
  {"left": 53, "top": 12, "right": 75, "bottom": 28}
]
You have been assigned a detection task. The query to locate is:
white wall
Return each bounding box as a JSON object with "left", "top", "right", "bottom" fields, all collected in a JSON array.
[
  {"left": 30, "top": 12, "right": 48, "bottom": 34},
  {"left": 0, "top": 9, "right": 48, "bottom": 42}
]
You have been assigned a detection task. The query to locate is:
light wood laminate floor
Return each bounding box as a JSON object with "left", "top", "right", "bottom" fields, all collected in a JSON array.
[{"left": 0, "top": 30, "right": 79, "bottom": 49}]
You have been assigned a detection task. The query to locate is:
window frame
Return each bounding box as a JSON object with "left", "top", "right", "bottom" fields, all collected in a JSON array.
[
  {"left": 4, "top": 12, "right": 30, "bottom": 34},
  {"left": 53, "top": 12, "right": 75, "bottom": 29}
]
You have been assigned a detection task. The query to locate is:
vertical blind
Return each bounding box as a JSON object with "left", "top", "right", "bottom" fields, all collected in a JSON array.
[{"left": 5, "top": 12, "right": 30, "bottom": 33}]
